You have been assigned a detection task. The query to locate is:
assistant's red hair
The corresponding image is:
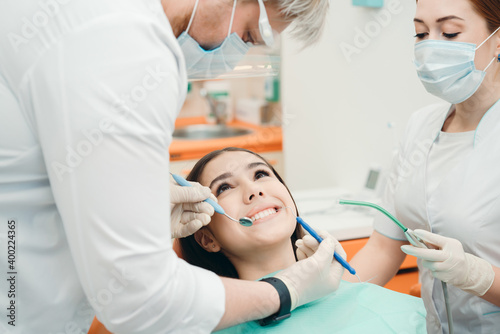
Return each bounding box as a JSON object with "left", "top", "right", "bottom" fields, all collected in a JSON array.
[
  {"left": 468, "top": 0, "right": 500, "bottom": 33},
  {"left": 415, "top": 0, "right": 500, "bottom": 33}
]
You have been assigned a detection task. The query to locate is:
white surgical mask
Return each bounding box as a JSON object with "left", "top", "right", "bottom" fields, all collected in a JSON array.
[
  {"left": 414, "top": 27, "right": 500, "bottom": 104},
  {"left": 177, "top": 0, "right": 249, "bottom": 80}
]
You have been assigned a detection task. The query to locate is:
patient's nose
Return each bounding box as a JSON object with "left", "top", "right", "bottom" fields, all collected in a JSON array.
[
  {"left": 249, "top": 191, "right": 264, "bottom": 201},
  {"left": 244, "top": 181, "right": 265, "bottom": 203}
]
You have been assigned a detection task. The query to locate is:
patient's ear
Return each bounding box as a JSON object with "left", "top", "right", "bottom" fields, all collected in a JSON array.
[{"left": 194, "top": 228, "right": 221, "bottom": 252}]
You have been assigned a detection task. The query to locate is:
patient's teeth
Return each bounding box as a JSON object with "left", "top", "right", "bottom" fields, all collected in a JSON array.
[{"left": 250, "top": 208, "right": 278, "bottom": 222}]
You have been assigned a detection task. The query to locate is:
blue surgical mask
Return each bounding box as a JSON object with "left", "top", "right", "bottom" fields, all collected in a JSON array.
[
  {"left": 177, "top": 0, "right": 250, "bottom": 80},
  {"left": 414, "top": 27, "right": 500, "bottom": 104}
]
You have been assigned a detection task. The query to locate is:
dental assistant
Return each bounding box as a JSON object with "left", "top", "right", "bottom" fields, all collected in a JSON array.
[
  {"left": 346, "top": 0, "right": 500, "bottom": 332},
  {"left": 0, "top": 0, "right": 336, "bottom": 333}
]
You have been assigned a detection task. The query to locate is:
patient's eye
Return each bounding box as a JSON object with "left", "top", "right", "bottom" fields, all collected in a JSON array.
[
  {"left": 255, "top": 170, "right": 270, "bottom": 180},
  {"left": 216, "top": 183, "right": 231, "bottom": 196}
]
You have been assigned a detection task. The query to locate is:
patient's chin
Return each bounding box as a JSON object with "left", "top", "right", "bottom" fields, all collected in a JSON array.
[{"left": 251, "top": 218, "right": 296, "bottom": 245}]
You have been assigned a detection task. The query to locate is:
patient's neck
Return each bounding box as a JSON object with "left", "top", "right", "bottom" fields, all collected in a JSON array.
[{"left": 228, "top": 241, "right": 297, "bottom": 281}]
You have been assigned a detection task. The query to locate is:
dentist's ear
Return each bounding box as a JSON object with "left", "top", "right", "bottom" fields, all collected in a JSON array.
[{"left": 194, "top": 228, "right": 221, "bottom": 252}]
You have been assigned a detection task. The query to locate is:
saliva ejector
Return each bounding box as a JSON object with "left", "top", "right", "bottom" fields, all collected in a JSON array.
[{"left": 338, "top": 199, "right": 454, "bottom": 334}]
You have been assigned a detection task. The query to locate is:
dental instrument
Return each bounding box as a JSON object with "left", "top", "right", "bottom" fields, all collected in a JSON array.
[
  {"left": 170, "top": 173, "right": 253, "bottom": 226},
  {"left": 337, "top": 200, "right": 427, "bottom": 248},
  {"left": 281, "top": 206, "right": 360, "bottom": 280},
  {"left": 170, "top": 174, "right": 360, "bottom": 278},
  {"left": 338, "top": 199, "right": 454, "bottom": 334}
]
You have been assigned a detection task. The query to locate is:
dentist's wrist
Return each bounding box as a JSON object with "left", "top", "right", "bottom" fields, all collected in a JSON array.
[{"left": 258, "top": 277, "right": 291, "bottom": 326}]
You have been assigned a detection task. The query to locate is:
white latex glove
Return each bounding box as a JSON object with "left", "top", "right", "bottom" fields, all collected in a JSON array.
[
  {"left": 401, "top": 229, "right": 495, "bottom": 296},
  {"left": 295, "top": 234, "right": 320, "bottom": 261},
  {"left": 275, "top": 231, "right": 345, "bottom": 310},
  {"left": 170, "top": 178, "right": 216, "bottom": 238}
]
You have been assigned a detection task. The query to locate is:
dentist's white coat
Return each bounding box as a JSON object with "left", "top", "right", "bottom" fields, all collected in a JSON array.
[
  {"left": 374, "top": 100, "right": 500, "bottom": 333},
  {"left": 0, "top": 1, "right": 224, "bottom": 333}
]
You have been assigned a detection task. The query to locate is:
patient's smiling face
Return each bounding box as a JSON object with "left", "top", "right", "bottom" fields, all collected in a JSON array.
[{"left": 196, "top": 151, "right": 297, "bottom": 261}]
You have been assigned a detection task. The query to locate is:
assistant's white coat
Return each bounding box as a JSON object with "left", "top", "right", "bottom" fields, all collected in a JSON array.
[{"left": 374, "top": 101, "right": 500, "bottom": 333}]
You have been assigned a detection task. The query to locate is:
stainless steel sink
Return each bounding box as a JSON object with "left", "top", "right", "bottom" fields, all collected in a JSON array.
[{"left": 173, "top": 125, "right": 254, "bottom": 140}]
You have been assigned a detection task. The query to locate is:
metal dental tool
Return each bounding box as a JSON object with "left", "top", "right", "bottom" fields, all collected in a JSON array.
[
  {"left": 170, "top": 173, "right": 253, "bottom": 226},
  {"left": 170, "top": 175, "right": 361, "bottom": 279}
]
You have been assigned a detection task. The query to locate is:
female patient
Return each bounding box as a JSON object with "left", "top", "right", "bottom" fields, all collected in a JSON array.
[{"left": 178, "top": 147, "right": 426, "bottom": 333}]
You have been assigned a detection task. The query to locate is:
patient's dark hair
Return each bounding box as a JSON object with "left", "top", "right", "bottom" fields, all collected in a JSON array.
[{"left": 178, "top": 147, "right": 304, "bottom": 278}]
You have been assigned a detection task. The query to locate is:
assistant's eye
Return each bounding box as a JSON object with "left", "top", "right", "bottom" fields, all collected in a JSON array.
[
  {"left": 216, "top": 183, "right": 232, "bottom": 196},
  {"left": 414, "top": 32, "right": 428, "bottom": 39},
  {"left": 443, "top": 32, "right": 461, "bottom": 39},
  {"left": 255, "top": 170, "right": 270, "bottom": 180}
]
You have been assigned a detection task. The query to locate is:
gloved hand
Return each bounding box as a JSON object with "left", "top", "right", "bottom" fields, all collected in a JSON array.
[
  {"left": 401, "top": 229, "right": 495, "bottom": 296},
  {"left": 170, "top": 178, "right": 215, "bottom": 238},
  {"left": 295, "top": 234, "right": 321, "bottom": 261},
  {"left": 275, "top": 231, "right": 345, "bottom": 310}
]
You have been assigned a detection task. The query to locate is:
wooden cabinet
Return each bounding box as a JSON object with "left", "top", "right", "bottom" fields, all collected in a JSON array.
[{"left": 340, "top": 238, "right": 419, "bottom": 295}]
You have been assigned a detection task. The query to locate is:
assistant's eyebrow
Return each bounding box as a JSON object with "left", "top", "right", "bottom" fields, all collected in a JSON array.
[
  {"left": 414, "top": 15, "right": 465, "bottom": 24},
  {"left": 209, "top": 172, "right": 233, "bottom": 189},
  {"left": 437, "top": 15, "right": 464, "bottom": 23}
]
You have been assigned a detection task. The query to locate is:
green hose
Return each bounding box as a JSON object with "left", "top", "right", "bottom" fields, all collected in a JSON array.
[
  {"left": 340, "top": 199, "right": 454, "bottom": 334},
  {"left": 338, "top": 199, "right": 408, "bottom": 232}
]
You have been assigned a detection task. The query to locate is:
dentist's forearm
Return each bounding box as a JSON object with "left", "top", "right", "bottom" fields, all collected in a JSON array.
[{"left": 214, "top": 277, "right": 279, "bottom": 330}]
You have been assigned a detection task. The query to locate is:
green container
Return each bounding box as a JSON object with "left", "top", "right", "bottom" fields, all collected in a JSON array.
[
  {"left": 265, "top": 76, "right": 280, "bottom": 103},
  {"left": 352, "top": 0, "right": 384, "bottom": 8}
]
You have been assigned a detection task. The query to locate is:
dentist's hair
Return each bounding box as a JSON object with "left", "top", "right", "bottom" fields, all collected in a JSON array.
[
  {"left": 178, "top": 147, "right": 304, "bottom": 279},
  {"left": 468, "top": 0, "right": 500, "bottom": 33},
  {"left": 243, "top": 0, "right": 330, "bottom": 46}
]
